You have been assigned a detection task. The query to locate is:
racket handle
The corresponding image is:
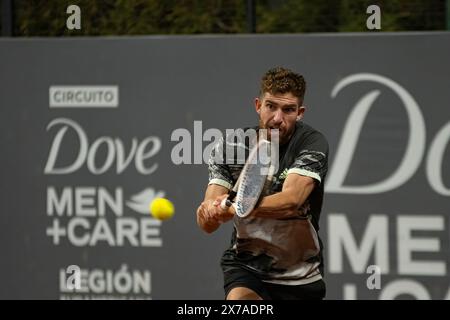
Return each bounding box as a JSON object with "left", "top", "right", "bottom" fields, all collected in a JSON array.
[{"left": 220, "top": 198, "right": 232, "bottom": 210}]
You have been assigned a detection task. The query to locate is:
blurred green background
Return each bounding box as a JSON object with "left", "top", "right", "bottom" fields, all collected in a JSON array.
[{"left": 1, "top": 0, "right": 449, "bottom": 36}]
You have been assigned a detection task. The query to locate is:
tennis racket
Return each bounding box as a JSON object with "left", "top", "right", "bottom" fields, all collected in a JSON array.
[{"left": 220, "top": 135, "right": 276, "bottom": 218}]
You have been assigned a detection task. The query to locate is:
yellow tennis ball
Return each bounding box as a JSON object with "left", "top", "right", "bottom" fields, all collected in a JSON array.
[{"left": 150, "top": 198, "right": 175, "bottom": 220}]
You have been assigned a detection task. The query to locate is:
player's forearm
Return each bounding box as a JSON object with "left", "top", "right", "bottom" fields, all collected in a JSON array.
[
  {"left": 204, "top": 184, "right": 229, "bottom": 202},
  {"left": 253, "top": 176, "right": 315, "bottom": 219},
  {"left": 252, "top": 192, "right": 301, "bottom": 218},
  {"left": 252, "top": 186, "right": 311, "bottom": 218}
]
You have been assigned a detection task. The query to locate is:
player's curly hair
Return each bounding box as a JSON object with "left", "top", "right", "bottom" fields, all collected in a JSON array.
[{"left": 260, "top": 67, "right": 306, "bottom": 103}]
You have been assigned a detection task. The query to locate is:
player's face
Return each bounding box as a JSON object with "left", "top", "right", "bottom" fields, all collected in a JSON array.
[{"left": 255, "top": 92, "right": 305, "bottom": 144}]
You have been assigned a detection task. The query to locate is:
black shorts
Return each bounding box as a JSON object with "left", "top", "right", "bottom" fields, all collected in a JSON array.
[{"left": 223, "top": 267, "right": 326, "bottom": 300}]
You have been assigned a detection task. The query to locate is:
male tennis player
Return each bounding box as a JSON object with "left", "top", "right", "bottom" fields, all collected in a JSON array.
[{"left": 196, "top": 67, "right": 329, "bottom": 300}]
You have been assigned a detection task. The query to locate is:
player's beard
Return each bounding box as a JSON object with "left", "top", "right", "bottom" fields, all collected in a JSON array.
[{"left": 259, "top": 119, "right": 289, "bottom": 145}]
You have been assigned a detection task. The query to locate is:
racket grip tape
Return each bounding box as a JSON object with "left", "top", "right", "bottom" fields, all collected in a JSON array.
[
  {"left": 220, "top": 190, "right": 237, "bottom": 210},
  {"left": 220, "top": 198, "right": 232, "bottom": 209}
]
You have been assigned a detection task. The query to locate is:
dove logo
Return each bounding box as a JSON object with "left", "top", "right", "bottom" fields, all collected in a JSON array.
[
  {"left": 326, "top": 73, "right": 450, "bottom": 195},
  {"left": 45, "top": 118, "right": 161, "bottom": 175}
]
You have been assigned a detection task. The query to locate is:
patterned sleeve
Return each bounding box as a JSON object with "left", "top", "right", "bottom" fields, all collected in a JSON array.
[
  {"left": 287, "top": 131, "right": 329, "bottom": 184},
  {"left": 208, "top": 137, "right": 233, "bottom": 190}
]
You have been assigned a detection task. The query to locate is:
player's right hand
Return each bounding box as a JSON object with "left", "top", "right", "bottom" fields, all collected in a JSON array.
[
  {"left": 198, "top": 199, "right": 231, "bottom": 223},
  {"left": 196, "top": 201, "right": 222, "bottom": 233},
  {"left": 212, "top": 195, "right": 235, "bottom": 222}
]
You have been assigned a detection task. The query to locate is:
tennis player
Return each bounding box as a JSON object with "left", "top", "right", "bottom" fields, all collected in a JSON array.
[{"left": 196, "top": 67, "right": 329, "bottom": 300}]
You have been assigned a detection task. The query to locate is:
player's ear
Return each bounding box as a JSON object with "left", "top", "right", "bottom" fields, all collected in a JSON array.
[
  {"left": 255, "top": 98, "right": 262, "bottom": 114},
  {"left": 296, "top": 106, "right": 306, "bottom": 121}
]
